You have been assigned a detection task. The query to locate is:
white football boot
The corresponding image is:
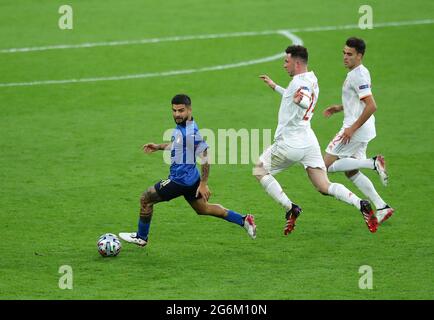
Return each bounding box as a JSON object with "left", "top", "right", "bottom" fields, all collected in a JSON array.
[
  {"left": 376, "top": 205, "right": 394, "bottom": 224},
  {"left": 118, "top": 232, "right": 148, "bottom": 247},
  {"left": 243, "top": 214, "right": 257, "bottom": 239},
  {"left": 374, "top": 155, "right": 388, "bottom": 186}
]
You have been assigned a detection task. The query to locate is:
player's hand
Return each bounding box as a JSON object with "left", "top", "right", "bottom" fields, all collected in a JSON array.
[
  {"left": 143, "top": 143, "right": 159, "bottom": 153},
  {"left": 259, "top": 75, "right": 276, "bottom": 89},
  {"left": 293, "top": 88, "right": 303, "bottom": 104},
  {"left": 323, "top": 105, "right": 341, "bottom": 118},
  {"left": 341, "top": 127, "right": 355, "bottom": 144},
  {"left": 196, "top": 182, "right": 211, "bottom": 201}
]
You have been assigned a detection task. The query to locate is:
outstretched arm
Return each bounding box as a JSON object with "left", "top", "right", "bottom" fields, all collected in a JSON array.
[
  {"left": 259, "top": 75, "right": 285, "bottom": 95},
  {"left": 323, "top": 104, "right": 344, "bottom": 117},
  {"left": 143, "top": 142, "right": 172, "bottom": 153},
  {"left": 195, "top": 149, "right": 211, "bottom": 201}
]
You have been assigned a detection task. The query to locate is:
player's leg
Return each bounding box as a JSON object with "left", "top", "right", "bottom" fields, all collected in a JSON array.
[
  {"left": 324, "top": 152, "right": 339, "bottom": 169},
  {"left": 254, "top": 143, "right": 304, "bottom": 235},
  {"left": 119, "top": 179, "right": 178, "bottom": 246},
  {"left": 325, "top": 139, "right": 388, "bottom": 186},
  {"left": 306, "top": 167, "right": 377, "bottom": 232},
  {"left": 305, "top": 141, "right": 379, "bottom": 233},
  {"left": 306, "top": 166, "right": 360, "bottom": 207},
  {"left": 137, "top": 186, "right": 163, "bottom": 240},
  {"left": 187, "top": 197, "right": 256, "bottom": 239},
  {"left": 327, "top": 156, "right": 376, "bottom": 172},
  {"left": 326, "top": 140, "right": 392, "bottom": 223},
  {"left": 335, "top": 142, "right": 393, "bottom": 222},
  {"left": 345, "top": 170, "right": 394, "bottom": 224},
  {"left": 253, "top": 144, "right": 295, "bottom": 212},
  {"left": 345, "top": 170, "right": 386, "bottom": 209}
]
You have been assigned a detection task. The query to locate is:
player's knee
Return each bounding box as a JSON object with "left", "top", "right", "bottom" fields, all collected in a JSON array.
[
  {"left": 315, "top": 182, "right": 330, "bottom": 195},
  {"left": 194, "top": 206, "right": 208, "bottom": 215},
  {"left": 345, "top": 170, "right": 359, "bottom": 178},
  {"left": 253, "top": 162, "right": 266, "bottom": 181},
  {"left": 140, "top": 187, "right": 154, "bottom": 205},
  {"left": 318, "top": 187, "right": 329, "bottom": 195}
]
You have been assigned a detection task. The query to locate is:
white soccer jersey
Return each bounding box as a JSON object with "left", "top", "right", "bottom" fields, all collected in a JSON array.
[
  {"left": 341, "top": 64, "right": 376, "bottom": 142},
  {"left": 274, "top": 71, "right": 319, "bottom": 148}
]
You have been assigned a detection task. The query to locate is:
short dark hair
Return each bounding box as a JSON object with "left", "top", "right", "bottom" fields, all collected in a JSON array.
[
  {"left": 346, "top": 37, "right": 366, "bottom": 55},
  {"left": 285, "top": 45, "right": 308, "bottom": 63},
  {"left": 171, "top": 94, "right": 191, "bottom": 106}
]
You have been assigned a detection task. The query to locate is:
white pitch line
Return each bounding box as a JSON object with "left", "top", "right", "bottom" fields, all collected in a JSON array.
[
  {"left": 0, "top": 30, "right": 280, "bottom": 54},
  {"left": 0, "top": 31, "right": 302, "bottom": 88},
  {"left": 0, "top": 18, "right": 432, "bottom": 88},
  {"left": 1, "top": 19, "right": 433, "bottom": 54}
]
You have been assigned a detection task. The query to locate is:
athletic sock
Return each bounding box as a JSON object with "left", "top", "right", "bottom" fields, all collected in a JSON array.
[
  {"left": 137, "top": 218, "right": 151, "bottom": 241},
  {"left": 349, "top": 172, "right": 387, "bottom": 209},
  {"left": 259, "top": 174, "right": 292, "bottom": 211},
  {"left": 328, "top": 183, "right": 361, "bottom": 209},
  {"left": 328, "top": 158, "right": 375, "bottom": 173},
  {"left": 224, "top": 210, "right": 244, "bottom": 226}
]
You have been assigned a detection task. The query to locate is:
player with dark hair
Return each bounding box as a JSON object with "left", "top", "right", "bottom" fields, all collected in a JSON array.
[
  {"left": 323, "top": 37, "right": 394, "bottom": 224},
  {"left": 119, "top": 94, "right": 256, "bottom": 246},
  {"left": 256, "top": 45, "right": 378, "bottom": 234}
]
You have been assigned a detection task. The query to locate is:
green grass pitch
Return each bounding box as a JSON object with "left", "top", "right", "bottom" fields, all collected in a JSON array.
[{"left": 0, "top": 0, "right": 433, "bottom": 299}]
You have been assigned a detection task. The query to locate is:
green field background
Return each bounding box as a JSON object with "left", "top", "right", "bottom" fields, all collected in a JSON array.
[{"left": 0, "top": 0, "right": 433, "bottom": 299}]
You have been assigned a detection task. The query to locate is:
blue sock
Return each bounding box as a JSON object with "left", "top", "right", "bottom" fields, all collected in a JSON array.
[
  {"left": 137, "top": 219, "right": 150, "bottom": 240},
  {"left": 224, "top": 210, "right": 244, "bottom": 226}
]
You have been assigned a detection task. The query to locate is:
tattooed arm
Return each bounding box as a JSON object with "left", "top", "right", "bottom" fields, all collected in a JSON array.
[
  {"left": 195, "top": 149, "right": 211, "bottom": 201},
  {"left": 143, "top": 142, "right": 172, "bottom": 153}
]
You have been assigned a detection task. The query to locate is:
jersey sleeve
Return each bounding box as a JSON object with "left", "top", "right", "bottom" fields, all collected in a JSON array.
[
  {"left": 274, "top": 85, "right": 285, "bottom": 95},
  {"left": 351, "top": 71, "right": 372, "bottom": 100},
  {"left": 194, "top": 130, "right": 208, "bottom": 157}
]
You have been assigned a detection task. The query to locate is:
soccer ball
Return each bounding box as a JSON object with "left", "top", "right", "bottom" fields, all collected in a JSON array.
[{"left": 97, "top": 233, "right": 122, "bottom": 257}]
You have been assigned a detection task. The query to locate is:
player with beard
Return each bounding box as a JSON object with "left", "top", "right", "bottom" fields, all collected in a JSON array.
[{"left": 119, "top": 94, "right": 256, "bottom": 247}]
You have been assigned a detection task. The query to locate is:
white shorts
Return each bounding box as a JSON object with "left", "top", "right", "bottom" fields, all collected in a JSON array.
[
  {"left": 326, "top": 129, "right": 368, "bottom": 159},
  {"left": 259, "top": 141, "right": 326, "bottom": 175}
]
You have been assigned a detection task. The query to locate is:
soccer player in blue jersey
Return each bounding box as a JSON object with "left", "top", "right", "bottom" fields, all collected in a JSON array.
[{"left": 119, "top": 94, "right": 256, "bottom": 246}]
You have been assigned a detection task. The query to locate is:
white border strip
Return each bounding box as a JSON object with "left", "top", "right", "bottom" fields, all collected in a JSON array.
[{"left": 1, "top": 19, "right": 433, "bottom": 54}]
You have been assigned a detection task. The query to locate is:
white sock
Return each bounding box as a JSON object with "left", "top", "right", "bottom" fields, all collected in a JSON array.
[
  {"left": 349, "top": 172, "right": 387, "bottom": 209},
  {"left": 328, "top": 158, "right": 375, "bottom": 173},
  {"left": 328, "top": 183, "right": 361, "bottom": 209},
  {"left": 259, "top": 174, "right": 292, "bottom": 211}
]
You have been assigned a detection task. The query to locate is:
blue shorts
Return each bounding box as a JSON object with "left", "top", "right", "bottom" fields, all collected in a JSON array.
[{"left": 154, "top": 178, "right": 201, "bottom": 202}]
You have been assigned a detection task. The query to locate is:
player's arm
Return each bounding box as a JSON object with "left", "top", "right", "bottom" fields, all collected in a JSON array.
[
  {"left": 341, "top": 95, "right": 377, "bottom": 144},
  {"left": 143, "top": 142, "right": 172, "bottom": 153},
  {"left": 259, "top": 75, "right": 285, "bottom": 95},
  {"left": 293, "top": 87, "right": 312, "bottom": 109},
  {"left": 323, "top": 104, "right": 344, "bottom": 117},
  {"left": 196, "top": 149, "right": 211, "bottom": 201}
]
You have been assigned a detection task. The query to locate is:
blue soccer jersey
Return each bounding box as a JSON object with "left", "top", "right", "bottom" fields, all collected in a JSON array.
[{"left": 168, "top": 119, "right": 208, "bottom": 186}]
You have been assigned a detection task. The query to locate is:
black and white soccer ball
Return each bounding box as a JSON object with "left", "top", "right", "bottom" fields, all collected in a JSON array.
[{"left": 97, "top": 233, "right": 122, "bottom": 257}]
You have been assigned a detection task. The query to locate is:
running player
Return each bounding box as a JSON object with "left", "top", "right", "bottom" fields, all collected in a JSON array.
[
  {"left": 120, "top": 94, "right": 256, "bottom": 246},
  {"left": 255, "top": 45, "right": 378, "bottom": 234},
  {"left": 323, "top": 37, "right": 394, "bottom": 224}
]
